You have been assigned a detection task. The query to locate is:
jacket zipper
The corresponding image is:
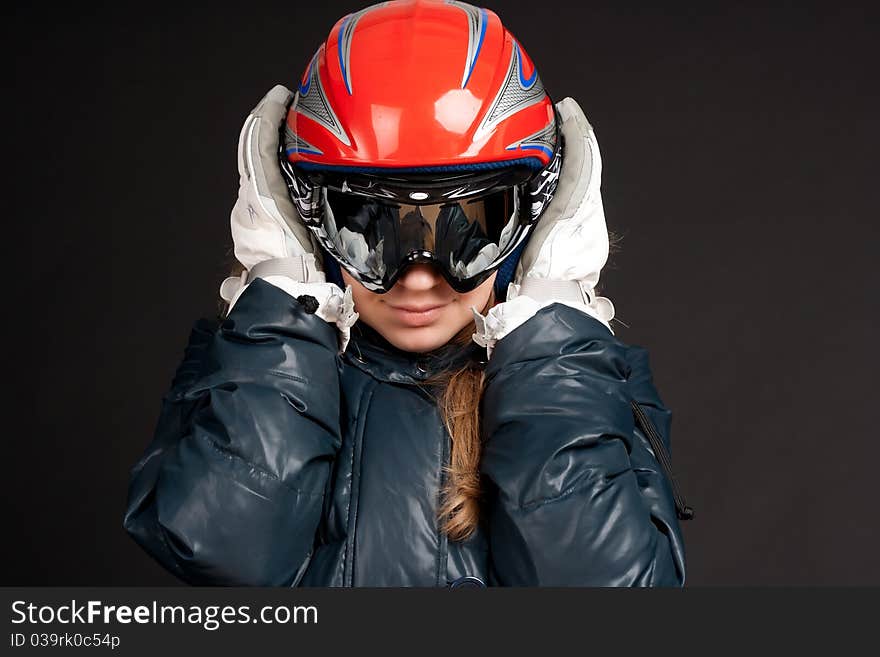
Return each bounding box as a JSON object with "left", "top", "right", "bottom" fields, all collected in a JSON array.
[{"left": 630, "top": 400, "right": 694, "bottom": 521}]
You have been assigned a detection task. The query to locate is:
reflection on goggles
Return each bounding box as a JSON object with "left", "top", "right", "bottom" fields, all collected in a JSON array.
[{"left": 318, "top": 185, "right": 524, "bottom": 292}]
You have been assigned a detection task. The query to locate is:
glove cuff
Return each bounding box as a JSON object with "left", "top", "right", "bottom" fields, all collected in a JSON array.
[
  {"left": 246, "top": 254, "right": 326, "bottom": 285},
  {"left": 511, "top": 278, "right": 615, "bottom": 324},
  {"left": 220, "top": 255, "right": 326, "bottom": 303},
  {"left": 472, "top": 280, "right": 615, "bottom": 359},
  {"left": 516, "top": 277, "right": 587, "bottom": 305},
  {"left": 219, "top": 256, "right": 359, "bottom": 353}
]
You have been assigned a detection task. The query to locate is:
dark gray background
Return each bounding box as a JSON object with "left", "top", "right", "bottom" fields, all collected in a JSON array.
[{"left": 6, "top": 1, "right": 878, "bottom": 585}]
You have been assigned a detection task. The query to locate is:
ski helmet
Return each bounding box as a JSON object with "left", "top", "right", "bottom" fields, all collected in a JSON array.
[{"left": 279, "top": 0, "right": 562, "bottom": 298}]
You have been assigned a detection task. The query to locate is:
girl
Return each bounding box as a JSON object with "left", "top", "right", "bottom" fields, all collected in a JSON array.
[{"left": 123, "top": 0, "right": 688, "bottom": 587}]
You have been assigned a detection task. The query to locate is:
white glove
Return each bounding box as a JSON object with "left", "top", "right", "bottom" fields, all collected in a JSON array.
[
  {"left": 472, "top": 97, "right": 616, "bottom": 359},
  {"left": 219, "top": 85, "right": 359, "bottom": 352}
]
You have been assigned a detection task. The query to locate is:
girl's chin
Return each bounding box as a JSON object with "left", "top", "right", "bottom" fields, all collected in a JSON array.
[{"left": 382, "top": 326, "right": 453, "bottom": 354}]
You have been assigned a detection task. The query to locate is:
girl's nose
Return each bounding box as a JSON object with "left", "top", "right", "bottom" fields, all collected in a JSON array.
[{"left": 396, "top": 263, "right": 444, "bottom": 291}]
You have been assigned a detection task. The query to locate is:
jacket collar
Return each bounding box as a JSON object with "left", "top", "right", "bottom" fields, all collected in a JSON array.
[{"left": 343, "top": 321, "right": 488, "bottom": 385}]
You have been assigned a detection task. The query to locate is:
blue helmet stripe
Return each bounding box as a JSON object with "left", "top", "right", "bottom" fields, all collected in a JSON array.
[
  {"left": 285, "top": 147, "right": 324, "bottom": 157},
  {"left": 337, "top": 15, "right": 353, "bottom": 95},
  {"left": 463, "top": 8, "right": 488, "bottom": 88},
  {"left": 515, "top": 42, "right": 537, "bottom": 88},
  {"left": 519, "top": 144, "right": 553, "bottom": 158},
  {"left": 299, "top": 56, "right": 314, "bottom": 95}
]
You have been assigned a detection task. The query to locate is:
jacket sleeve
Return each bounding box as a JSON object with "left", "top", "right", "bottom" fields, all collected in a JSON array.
[
  {"left": 123, "top": 278, "right": 342, "bottom": 586},
  {"left": 479, "top": 303, "right": 686, "bottom": 586}
]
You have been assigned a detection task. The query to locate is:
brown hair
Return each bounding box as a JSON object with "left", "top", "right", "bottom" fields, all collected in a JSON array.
[{"left": 423, "top": 288, "right": 497, "bottom": 542}]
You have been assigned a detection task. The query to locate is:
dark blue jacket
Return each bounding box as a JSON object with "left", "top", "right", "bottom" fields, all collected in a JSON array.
[{"left": 123, "top": 278, "right": 686, "bottom": 586}]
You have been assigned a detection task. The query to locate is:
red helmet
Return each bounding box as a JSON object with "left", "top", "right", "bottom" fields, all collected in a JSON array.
[{"left": 280, "top": 0, "right": 563, "bottom": 294}]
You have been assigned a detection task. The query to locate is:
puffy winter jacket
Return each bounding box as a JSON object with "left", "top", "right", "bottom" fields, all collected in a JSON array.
[{"left": 123, "top": 278, "right": 687, "bottom": 586}]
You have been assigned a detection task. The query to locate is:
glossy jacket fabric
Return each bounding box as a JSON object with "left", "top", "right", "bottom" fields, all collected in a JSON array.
[{"left": 123, "top": 278, "right": 686, "bottom": 586}]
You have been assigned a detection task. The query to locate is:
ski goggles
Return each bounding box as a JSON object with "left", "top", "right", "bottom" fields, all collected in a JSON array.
[{"left": 279, "top": 145, "right": 563, "bottom": 294}]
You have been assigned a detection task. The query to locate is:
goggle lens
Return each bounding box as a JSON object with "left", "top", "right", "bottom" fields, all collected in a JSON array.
[{"left": 320, "top": 186, "right": 524, "bottom": 292}]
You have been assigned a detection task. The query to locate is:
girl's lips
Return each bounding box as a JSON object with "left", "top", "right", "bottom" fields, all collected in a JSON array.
[{"left": 388, "top": 302, "right": 449, "bottom": 327}]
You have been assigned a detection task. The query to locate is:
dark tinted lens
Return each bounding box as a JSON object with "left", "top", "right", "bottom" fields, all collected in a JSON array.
[
  {"left": 322, "top": 189, "right": 396, "bottom": 281},
  {"left": 434, "top": 188, "right": 521, "bottom": 281}
]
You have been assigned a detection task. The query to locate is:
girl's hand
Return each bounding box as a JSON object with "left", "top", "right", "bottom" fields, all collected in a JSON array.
[
  {"left": 220, "top": 85, "right": 358, "bottom": 352},
  {"left": 472, "top": 98, "right": 615, "bottom": 358}
]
